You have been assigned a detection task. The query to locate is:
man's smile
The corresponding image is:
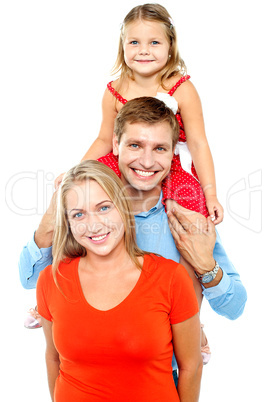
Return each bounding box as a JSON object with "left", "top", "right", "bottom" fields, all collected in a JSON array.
[{"left": 133, "top": 168, "right": 156, "bottom": 177}]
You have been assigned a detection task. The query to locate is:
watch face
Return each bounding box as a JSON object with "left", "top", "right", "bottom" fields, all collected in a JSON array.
[{"left": 201, "top": 273, "right": 214, "bottom": 284}]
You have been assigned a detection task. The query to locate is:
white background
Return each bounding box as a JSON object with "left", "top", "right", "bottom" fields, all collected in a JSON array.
[{"left": 1, "top": 0, "right": 266, "bottom": 400}]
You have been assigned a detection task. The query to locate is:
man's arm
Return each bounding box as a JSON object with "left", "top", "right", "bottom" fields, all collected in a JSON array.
[
  {"left": 167, "top": 208, "right": 247, "bottom": 320},
  {"left": 18, "top": 192, "right": 56, "bottom": 289}
]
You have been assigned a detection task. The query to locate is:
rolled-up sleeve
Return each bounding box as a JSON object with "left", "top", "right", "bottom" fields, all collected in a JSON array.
[
  {"left": 18, "top": 233, "right": 52, "bottom": 289},
  {"left": 203, "top": 229, "right": 247, "bottom": 320}
]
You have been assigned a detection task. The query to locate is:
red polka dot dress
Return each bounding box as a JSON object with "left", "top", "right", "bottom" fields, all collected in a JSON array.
[{"left": 98, "top": 76, "right": 208, "bottom": 217}]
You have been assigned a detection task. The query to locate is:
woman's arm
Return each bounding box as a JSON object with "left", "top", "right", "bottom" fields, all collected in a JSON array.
[
  {"left": 175, "top": 80, "right": 223, "bottom": 223},
  {"left": 42, "top": 318, "right": 60, "bottom": 401},
  {"left": 81, "top": 88, "right": 118, "bottom": 161},
  {"left": 172, "top": 314, "right": 203, "bottom": 402}
]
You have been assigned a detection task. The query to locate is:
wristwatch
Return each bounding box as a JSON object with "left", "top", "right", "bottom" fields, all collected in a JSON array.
[{"left": 195, "top": 261, "right": 220, "bottom": 284}]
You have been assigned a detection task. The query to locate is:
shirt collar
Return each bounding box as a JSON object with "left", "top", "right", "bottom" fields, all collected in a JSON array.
[{"left": 136, "top": 191, "right": 164, "bottom": 218}]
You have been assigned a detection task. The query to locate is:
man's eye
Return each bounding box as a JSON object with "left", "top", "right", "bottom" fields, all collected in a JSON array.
[
  {"left": 157, "top": 147, "right": 165, "bottom": 151},
  {"left": 130, "top": 144, "right": 139, "bottom": 149}
]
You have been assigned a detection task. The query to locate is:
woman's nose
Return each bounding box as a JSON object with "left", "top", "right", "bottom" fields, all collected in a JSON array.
[
  {"left": 86, "top": 213, "right": 103, "bottom": 234},
  {"left": 72, "top": 213, "right": 103, "bottom": 236}
]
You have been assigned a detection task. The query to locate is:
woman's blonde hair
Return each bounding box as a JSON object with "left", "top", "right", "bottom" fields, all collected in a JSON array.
[
  {"left": 52, "top": 160, "right": 146, "bottom": 287},
  {"left": 112, "top": 3, "right": 187, "bottom": 89}
]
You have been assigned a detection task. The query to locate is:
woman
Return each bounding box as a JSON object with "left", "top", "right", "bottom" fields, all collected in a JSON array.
[{"left": 36, "top": 160, "right": 203, "bottom": 402}]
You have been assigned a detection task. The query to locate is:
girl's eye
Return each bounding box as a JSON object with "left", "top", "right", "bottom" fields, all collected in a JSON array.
[
  {"left": 130, "top": 40, "right": 138, "bottom": 45},
  {"left": 151, "top": 41, "right": 159, "bottom": 45}
]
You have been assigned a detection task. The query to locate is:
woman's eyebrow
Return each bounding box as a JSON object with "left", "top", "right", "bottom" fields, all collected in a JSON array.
[{"left": 95, "top": 200, "right": 113, "bottom": 207}]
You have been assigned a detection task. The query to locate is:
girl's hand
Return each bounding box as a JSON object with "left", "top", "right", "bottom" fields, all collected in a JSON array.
[
  {"left": 206, "top": 195, "right": 224, "bottom": 225},
  {"left": 54, "top": 172, "right": 65, "bottom": 190}
]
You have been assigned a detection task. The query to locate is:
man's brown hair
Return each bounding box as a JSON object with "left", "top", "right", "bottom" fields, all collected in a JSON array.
[{"left": 114, "top": 97, "right": 179, "bottom": 149}]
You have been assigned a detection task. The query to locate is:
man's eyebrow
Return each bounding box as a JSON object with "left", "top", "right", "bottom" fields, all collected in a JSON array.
[{"left": 124, "top": 138, "right": 143, "bottom": 145}]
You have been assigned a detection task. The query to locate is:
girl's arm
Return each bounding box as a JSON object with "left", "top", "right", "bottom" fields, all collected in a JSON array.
[
  {"left": 176, "top": 80, "right": 223, "bottom": 223},
  {"left": 54, "top": 89, "right": 117, "bottom": 189},
  {"left": 81, "top": 88, "right": 118, "bottom": 161},
  {"left": 42, "top": 317, "right": 60, "bottom": 401},
  {"left": 172, "top": 314, "right": 203, "bottom": 402}
]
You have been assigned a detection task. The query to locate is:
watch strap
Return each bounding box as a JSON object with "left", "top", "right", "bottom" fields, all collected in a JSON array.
[{"left": 195, "top": 261, "right": 220, "bottom": 284}]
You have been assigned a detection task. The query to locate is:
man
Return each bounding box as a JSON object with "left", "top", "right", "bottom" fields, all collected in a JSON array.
[{"left": 19, "top": 97, "right": 247, "bottom": 371}]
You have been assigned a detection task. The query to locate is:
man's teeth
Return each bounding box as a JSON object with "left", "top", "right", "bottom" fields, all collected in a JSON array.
[
  {"left": 134, "top": 169, "right": 155, "bottom": 177},
  {"left": 91, "top": 234, "right": 107, "bottom": 241}
]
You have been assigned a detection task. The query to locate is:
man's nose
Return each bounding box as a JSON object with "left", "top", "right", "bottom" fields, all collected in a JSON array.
[{"left": 139, "top": 148, "right": 155, "bottom": 169}]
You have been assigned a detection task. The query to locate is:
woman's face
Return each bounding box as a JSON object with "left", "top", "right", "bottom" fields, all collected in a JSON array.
[{"left": 66, "top": 180, "right": 125, "bottom": 257}]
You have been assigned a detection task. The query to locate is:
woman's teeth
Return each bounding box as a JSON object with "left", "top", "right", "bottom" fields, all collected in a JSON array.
[{"left": 91, "top": 234, "right": 107, "bottom": 241}]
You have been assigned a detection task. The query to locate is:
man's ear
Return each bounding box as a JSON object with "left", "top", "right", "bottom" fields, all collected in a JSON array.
[{"left": 113, "top": 133, "right": 119, "bottom": 156}]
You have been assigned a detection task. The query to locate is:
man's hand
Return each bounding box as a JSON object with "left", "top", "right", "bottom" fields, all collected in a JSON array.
[
  {"left": 167, "top": 207, "right": 216, "bottom": 276},
  {"left": 54, "top": 172, "right": 65, "bottom": 190},
  {"left": 34, "top": 191, "right": 57, "bottom": 248}
]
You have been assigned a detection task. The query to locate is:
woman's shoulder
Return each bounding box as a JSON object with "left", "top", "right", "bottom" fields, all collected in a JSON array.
[
  {"left": 38, "top": 263, "right": 53, "bottom": 282},
  {"left": 144, "top": 253, "right": 186, "bottom": 276},
  {"left": 39, "top": 258, "right": 79, "bottom": 283},
  {"left": 143, "top": 255, "right": 192, "bottom": 295}
]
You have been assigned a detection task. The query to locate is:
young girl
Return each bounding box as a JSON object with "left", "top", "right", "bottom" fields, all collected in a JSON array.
[
  {"left": 37, "top": 160, "right": 202, "bottom": 401},
  {"left": 78, "top": 3, "right": 224, "bottom": 224}
]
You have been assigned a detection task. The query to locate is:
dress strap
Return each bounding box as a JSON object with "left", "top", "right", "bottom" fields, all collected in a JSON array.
[
  {"left": 168, "top": 75, "right": 191, "bottom": 96},
  {"left": 107, "top": 81, "right": 127, "bottom": 105}
]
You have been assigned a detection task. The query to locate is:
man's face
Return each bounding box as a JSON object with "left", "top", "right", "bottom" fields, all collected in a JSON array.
[{"left": 113, "top": 121, "right": 174, "bottom": 195}]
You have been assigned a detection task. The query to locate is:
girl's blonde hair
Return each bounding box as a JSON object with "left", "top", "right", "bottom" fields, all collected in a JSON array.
[
  {"left": 52, "top": 160, "right": 146, "bottom": 288},
  {"left": 112, "top": 3, "right": 187, "bottom": 89}
]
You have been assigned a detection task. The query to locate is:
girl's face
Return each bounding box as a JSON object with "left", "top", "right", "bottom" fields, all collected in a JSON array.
[
  {"left": 123, "top": 20, "right": 170, "bottom": 79},
  {"left": 66, "top": 180, "right": 125, "bottom": 258}
]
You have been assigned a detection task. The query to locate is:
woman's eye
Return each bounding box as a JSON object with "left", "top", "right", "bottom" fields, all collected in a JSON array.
[
  {"left": 74, "top": 212, "right": 83, "bottom": 218},
  {"left": 100, "top": 205, "right": 110, "bottom": 212}
]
